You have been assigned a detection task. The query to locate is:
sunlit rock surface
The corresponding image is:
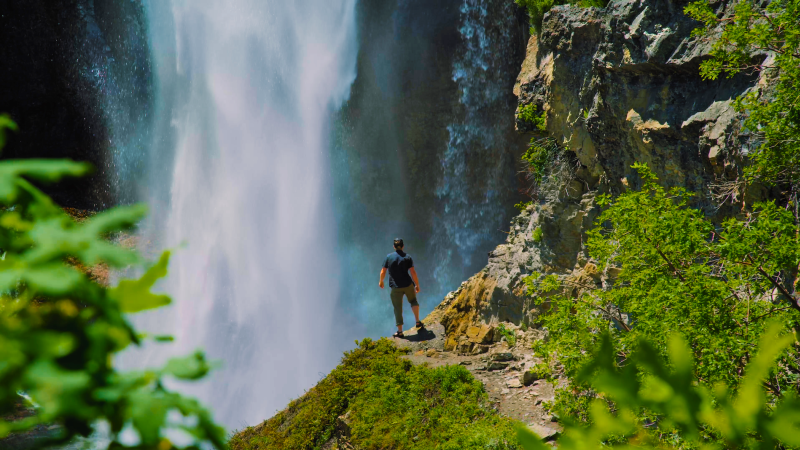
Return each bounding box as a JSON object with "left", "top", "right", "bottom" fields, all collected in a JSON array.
[{"left": 434, "top": 0, "right": 770, "bottom": 339}]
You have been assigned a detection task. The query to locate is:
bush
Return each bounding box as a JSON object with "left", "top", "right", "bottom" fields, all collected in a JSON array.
[
  {"left": 514, "top": 201, "right": 533, "bottom": 212},
  {"left": 523, "top": 163, "right": 800, "bottom": 446},
  {"left": 519, "top": 323, "right": 800, "bottom": 449},
  {"left": 520, "top": 138, "right": 579, "bottom": 201},
  {"left": 515, "top": 0, "right": 608, "bottom": 34},
  {"left": 497, "top": 323, "right": 517, "bottom": 347},
  {"left": 0, "top": 117, "right": 226, "bottom": 450},
  {"left": 517, "top": 104, "right": 546, "bottom": 132},
  {"left": 685, "top": 0, "right": 800, "bottom": 196}
]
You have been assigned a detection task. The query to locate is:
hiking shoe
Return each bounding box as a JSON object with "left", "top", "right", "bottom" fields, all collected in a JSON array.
[
  {"left": 392, "top": 331, "right": 404, "bottom": 338},
  {"left": 416, "top": 321, "right": 424, "bottom": 329}
]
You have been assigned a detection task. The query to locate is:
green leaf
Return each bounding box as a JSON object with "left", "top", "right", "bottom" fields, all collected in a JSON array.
[
  {"left": 129, "top": 389, "right": 170, "bottom": 445},
  {"left": 0, "top": 113, "right": 19, "bottom": 150},
  {"left": 0, "top": 160, "right": 91, "bottom": 202},
  {"left": 162, "top": 352, "right": 214, "bottom": 381},
  {"left": 109, "top": 251, "right": 172, "bottom": 313}
]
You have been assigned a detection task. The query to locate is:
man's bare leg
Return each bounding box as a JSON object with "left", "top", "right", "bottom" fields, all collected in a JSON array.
[{"left": 412, "top": 305, "right": 420, "bottom": 324}]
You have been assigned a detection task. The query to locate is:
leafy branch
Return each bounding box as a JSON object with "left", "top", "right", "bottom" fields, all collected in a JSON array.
[{"left": 0, "top": 117, "right": 226, "bottom": 450}]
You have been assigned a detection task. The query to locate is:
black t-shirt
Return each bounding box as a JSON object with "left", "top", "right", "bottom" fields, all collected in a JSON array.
[{"left": 383, "top": 250, "right": 414, "bottom": 288}]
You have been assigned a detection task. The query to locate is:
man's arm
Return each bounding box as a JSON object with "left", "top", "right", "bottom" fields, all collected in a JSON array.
[
  {"left": 379, "top": 267, "right": 387, "bottom": 289},
  {"left": 409, "top": 267, "right": 420, "bottom": 293}
]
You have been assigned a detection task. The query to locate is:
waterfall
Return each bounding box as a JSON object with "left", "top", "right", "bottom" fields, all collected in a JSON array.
[
  {"left": 135, "top": 0, "right": 358, "bottom": 427},
  {"left": 432, "top": 0, "right": 527, "bottom": 288},
  {"left": 328, "top": 0, "right": 527, "bottom": 332}
]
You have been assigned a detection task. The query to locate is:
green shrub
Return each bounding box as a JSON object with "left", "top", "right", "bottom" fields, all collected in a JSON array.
[
  {"left": 520, "top": 137, "right": 580, "bottom": 201},
  {"left": 685, "top": 0, "right": 800, "bottom": 194},
  {"left": 515, "top": 0, "right": 608, "bottom": 34},
  {"left": 0, "top": 117, "right": 225, "bottom": 449},
  {"left": 497, "top": 324, "right": 517, "bottom": 347},
  {"left": 521, "top": 139, "right": 554, "bottom": 187},
  {"left": 514, "top": 201, "right": 533, "bottom": 212},
  {"left": 531, "top": 227, "right": 542, "bottom": 243},
  {"left": 519, "top": 323, "right": 800, "bottom": 449},
  {"left": 525, "top": 363, "right": 550, "bottom": 382},
  {"left": 517, "top": 104, "right": 546, "bottom": 132},
  {"left": 230, "top": 338, "right": 520, "bottom": 450},
  {"left": 523, "top": 163, "right": 800, "bottom": 445}
]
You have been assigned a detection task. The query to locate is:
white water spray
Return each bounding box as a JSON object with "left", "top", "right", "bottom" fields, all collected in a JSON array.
[{"left": 138, "top": 0, "right": 358, "bottom": 427}]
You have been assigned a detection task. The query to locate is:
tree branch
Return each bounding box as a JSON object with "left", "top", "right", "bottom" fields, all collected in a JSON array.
[{"left": 746, "top": 254, "right": 800, "bottom": 313}]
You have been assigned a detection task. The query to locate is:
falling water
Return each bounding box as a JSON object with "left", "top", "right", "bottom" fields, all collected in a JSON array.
[
  {"left": 432, "top": 0, "right": 527, "bottom": 288},
  {"left": 328, "top": 0, "right": 527, "bottom": 331},
  {"left": 133, "top": 0, "right": 358, "bottom": 427}
]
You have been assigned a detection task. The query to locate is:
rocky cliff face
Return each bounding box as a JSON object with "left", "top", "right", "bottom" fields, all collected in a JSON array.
[{"left": 430, "top": 0, "right": 768, "bottom": 348}]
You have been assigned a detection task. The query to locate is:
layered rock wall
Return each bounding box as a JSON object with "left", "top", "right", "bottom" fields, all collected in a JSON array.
[{"left": 431, "top": 0, "right": 769, "bottom": 346}]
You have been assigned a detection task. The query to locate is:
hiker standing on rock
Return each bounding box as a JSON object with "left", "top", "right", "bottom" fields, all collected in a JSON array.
[{"left": 379, "top": 238, "right": 423, "bottom": 338}]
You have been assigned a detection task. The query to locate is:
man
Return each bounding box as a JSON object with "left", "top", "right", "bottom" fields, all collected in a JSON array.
[{"left": 379, "top": 238, "right": 422, "bottom": 338}]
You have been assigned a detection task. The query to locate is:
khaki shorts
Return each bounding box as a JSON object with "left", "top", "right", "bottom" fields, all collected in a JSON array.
[{"left": 390, "top": 285, "right": 418, "bottom": 326}]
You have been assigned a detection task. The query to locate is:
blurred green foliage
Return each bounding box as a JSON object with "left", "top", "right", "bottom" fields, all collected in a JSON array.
[
  {"left": 230, "top": 338, "right": 520, "bottom": 450},
  {"left": 685, "top": 0, "right": 800, "bottom": 193},
  {"left": 518, "top": 322, "right": 800, "bottom": 449},
  {"left": 0, "top": 117, "right": 226, "bottom": 450}
]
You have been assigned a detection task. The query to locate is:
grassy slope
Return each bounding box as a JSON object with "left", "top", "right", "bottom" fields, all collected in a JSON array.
[{"left": 230, "top": 338, "right": 520, "bottom": 450}]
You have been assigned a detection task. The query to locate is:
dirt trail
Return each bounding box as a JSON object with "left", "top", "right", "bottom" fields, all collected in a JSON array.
[{"left": 393, "top": 322, "right": 561, "bottom": 440}]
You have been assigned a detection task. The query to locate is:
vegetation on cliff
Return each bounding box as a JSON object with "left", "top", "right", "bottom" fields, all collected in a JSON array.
[
  {"left": 527, "top": 163, "right": 799, "bottom": 422},
  {"left": 230, "top": 338, "right": 519, "bottom": 450},
  {"left": 517, "top": 323, "right": 800, "bottom": 449},
  {"left": 0, "top": 117, "right": 226, "bottom": 450},
  {"left": 686, "top": 0, "right": 800, "bottom": 198},
  {"left": 515, "top": 0, "right": 607, "bottom": 33},
  {"left": 511, "top": 0, "right": 800, "bottom": 446}
]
